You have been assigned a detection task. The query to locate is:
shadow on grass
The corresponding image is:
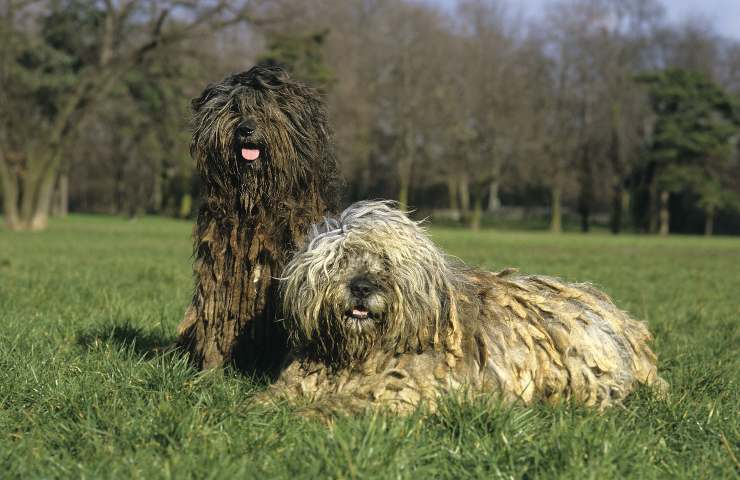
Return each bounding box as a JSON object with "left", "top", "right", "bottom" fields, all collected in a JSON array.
[
  {"left": 77, "top": 321, "right": 281, "bottom": 386},
  {"left": 77, "top": 320, "right": 176, "bottom": 359}
]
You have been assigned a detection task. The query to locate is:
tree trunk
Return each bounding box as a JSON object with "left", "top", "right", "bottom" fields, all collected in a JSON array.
[
  {"left": 398, "top": 173, "right": 409, "bottom": 210},
  {"left": 397, "top": 131, "right": 414, "bottom": 210},
  {"left": 704, "top": 206, "right": 715, "bottom": 236},
  {"left": 577, "top": 142, "right": 593, "bottom": 233},
  {"left": 609, "top": 183, "right": 623, "bottom": 234},
  {"left": 550, "top": 184, "right": 562, "bottom": 233},
  {"left": 28, "top": 168, "right": 57, "bottom": 230},
  {"left": 469, "top": 189, "right": 483, "bottom": 231},
  {"left": 658, "top": 190, "right": 670, "bottom": 236},
  {"left": 622, "top": 190, "right": 630, "bottom": 224},
  {"left": 1, "top": 60, "right": 123, "bottom": 230},
  {"left": 578, "top": 182, "right": 591, "bottom": 232},
  {"left": 60, "top": 173, "right": 69, "bottom": 217},
  {"left": 487, "top": 179, "right": 500, "bottom": 211},
  {"left": 0, "top": 153, "right": 21, "bottom": 230},
  {"left": 112, "top": 154, "right": 126, "bottom": 214},
  {"left": 51, "top": 173, "right": 69, "bottom": 217},
  {"left": 2, "top": 80, "right": 95, "bottom": 230},
  {"left": 11, "top": 153, "right": 58, "bottom": 231},
  {"left": 608, "top": 101, "right": 626, "bottom": 235},
  {"left": 459, "top": 174, "right": 470, "bottom": 215}
]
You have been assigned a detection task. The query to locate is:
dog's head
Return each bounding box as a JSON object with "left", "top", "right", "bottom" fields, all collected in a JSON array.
[
  {"left": 281, "top": 201, "right": 462, "bottom": 365},
  {"left": 190, "top": 62, "right": 336, "bottom": 206}
]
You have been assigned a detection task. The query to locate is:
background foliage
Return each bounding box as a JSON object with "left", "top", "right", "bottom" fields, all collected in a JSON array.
[{"left": 1, "top": 0, "right": 739, "bottom": 234}]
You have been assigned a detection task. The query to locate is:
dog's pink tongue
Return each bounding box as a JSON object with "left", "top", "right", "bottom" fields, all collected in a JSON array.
[{"left": 241, "top": 148, "right": 260, "bottom": 161}]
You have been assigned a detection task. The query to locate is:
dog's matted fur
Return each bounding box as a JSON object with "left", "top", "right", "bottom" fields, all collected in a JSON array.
[
  {"left": 265, "top": 201, "right": 667, "bottom": 413},
  {"left": 177, "top": 63, "right": 339, "bottom": 374}
]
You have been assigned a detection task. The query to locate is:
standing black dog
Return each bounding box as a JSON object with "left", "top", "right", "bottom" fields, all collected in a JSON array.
[{"left": 177, "top": 63, "right": 340, "bottom": 376}]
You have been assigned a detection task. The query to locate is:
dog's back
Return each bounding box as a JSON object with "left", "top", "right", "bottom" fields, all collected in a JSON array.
[{"left": 466, "top": 270, "right": 668, "bottom": 407}]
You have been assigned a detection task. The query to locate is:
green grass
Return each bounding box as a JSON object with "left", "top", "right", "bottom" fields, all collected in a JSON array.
[{"left": 1, "top": 215, "right": 738, "bottom": 479}]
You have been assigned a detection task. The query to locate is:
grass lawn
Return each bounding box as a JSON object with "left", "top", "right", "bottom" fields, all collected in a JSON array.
[{"left": 1, "top": 215, "right": 738, "bottom": 479}]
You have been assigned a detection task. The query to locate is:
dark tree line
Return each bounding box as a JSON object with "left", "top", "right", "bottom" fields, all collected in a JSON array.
[{"left": 1, "top": 0, "right": 739, "bottom": 235}]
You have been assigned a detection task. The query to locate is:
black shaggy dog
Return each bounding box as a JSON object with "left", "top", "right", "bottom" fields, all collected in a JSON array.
[{"left": 176, "top": 63, "right": 340, "bottom": 375}]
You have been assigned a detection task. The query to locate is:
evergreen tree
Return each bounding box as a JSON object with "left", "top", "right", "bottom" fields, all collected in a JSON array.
[{"left": 639, "top": 69, "right": 740, "bottom": 235}]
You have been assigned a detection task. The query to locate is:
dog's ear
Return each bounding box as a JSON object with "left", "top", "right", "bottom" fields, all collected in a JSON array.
[
  {"left": 255, "top": 69, "right": 290, "bottom": 90},
  {"left": 230, "top": 61, "right": 291, "bottom": 90},
  {"left": 191, "top": 83, "right": 217, "bottom": 113}
]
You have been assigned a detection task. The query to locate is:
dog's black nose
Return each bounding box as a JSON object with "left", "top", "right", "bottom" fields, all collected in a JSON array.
[
  {"left": 350, "top": 278, "right": 375, "bottom": 298},
  {"left": 238, "top": 119, "right": 257, "bottom": 136}
]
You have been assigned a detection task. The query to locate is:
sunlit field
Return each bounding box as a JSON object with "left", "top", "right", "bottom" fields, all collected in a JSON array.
[{"left": 1, "top": 216, "right": 738, "bottom": 478}]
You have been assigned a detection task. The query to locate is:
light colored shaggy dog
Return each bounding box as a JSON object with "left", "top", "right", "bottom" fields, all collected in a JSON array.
[{"left": 263, "top": 201, "right": 667, "bottom": 414}]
